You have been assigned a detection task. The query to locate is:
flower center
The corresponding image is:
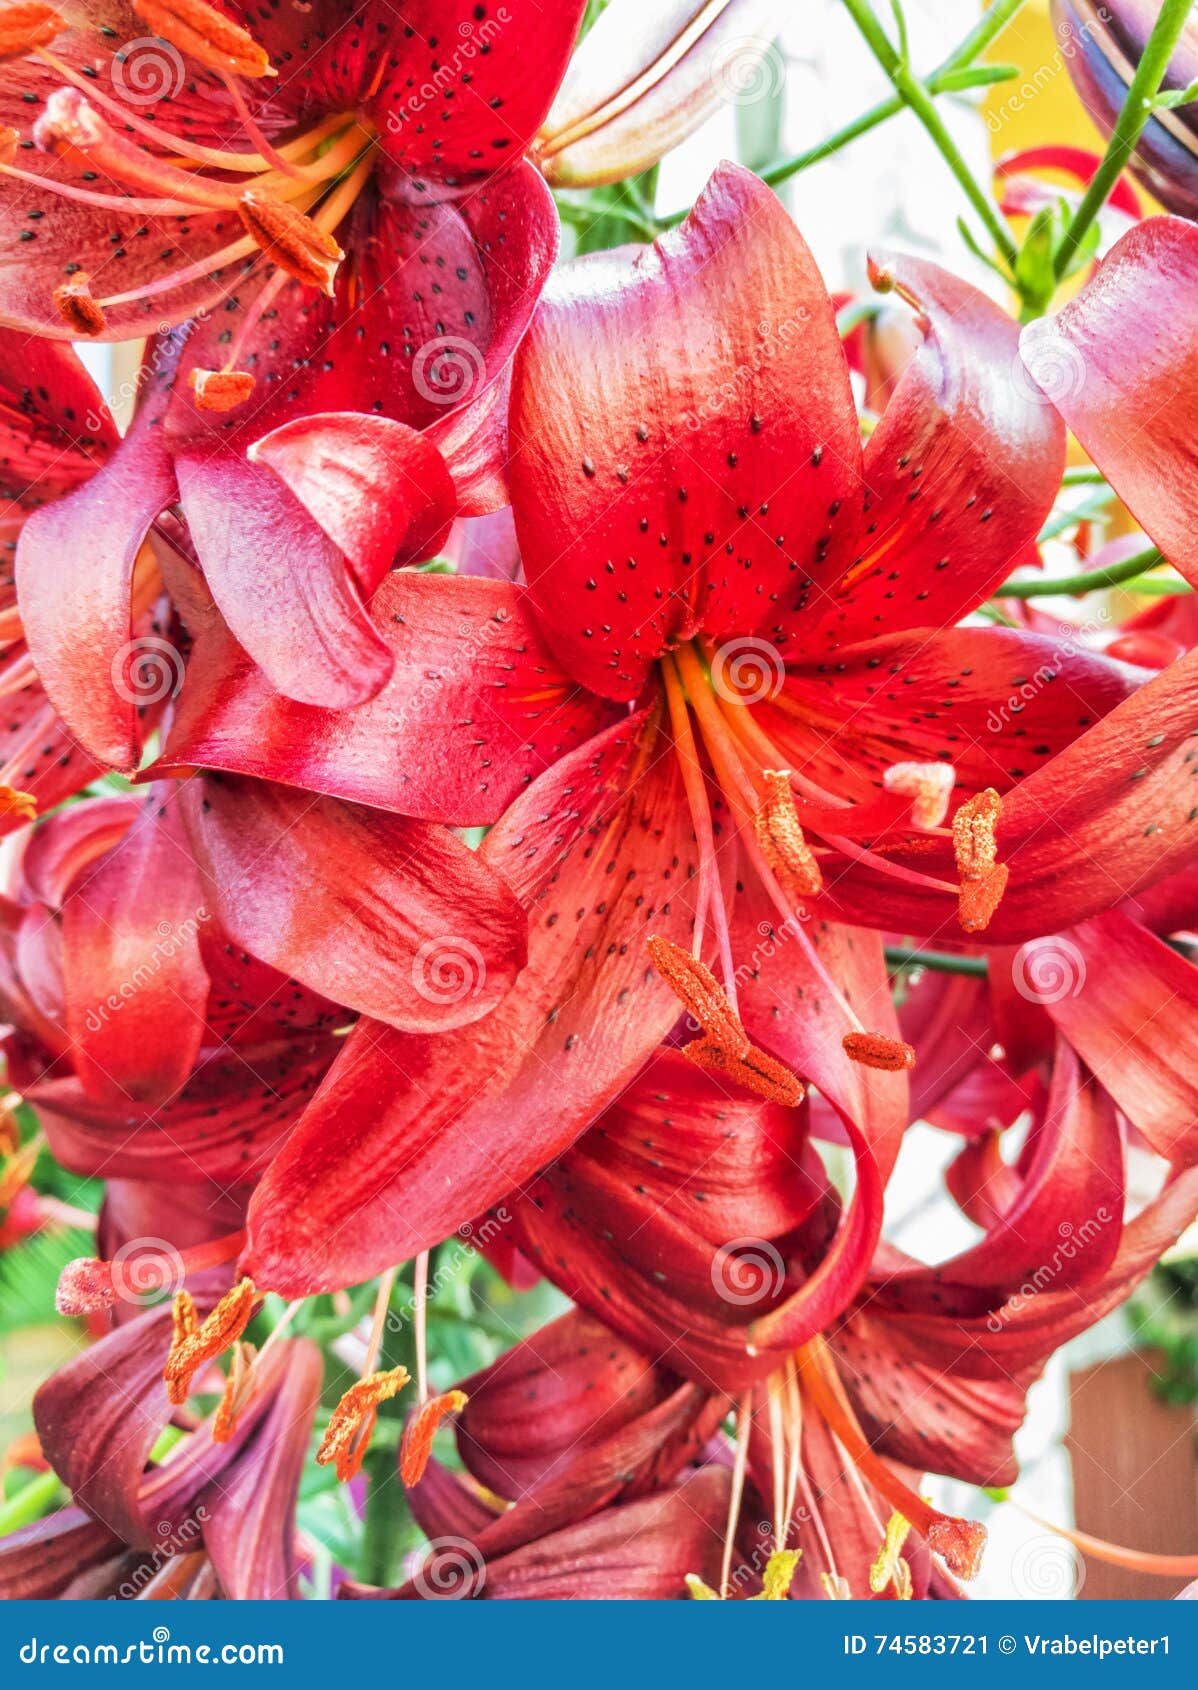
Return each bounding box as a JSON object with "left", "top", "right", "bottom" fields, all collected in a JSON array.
[
  {"left": 1, "top": 7, "right": 375, "bottom": 380},
  {"left": 654, "top": 636, "right": 1007, "bottom": 1028}
]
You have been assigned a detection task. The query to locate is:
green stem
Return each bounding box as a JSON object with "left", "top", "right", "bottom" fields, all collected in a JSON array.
[
  {"left": 1061, "top": 466, "right": 1108, "bottom": 486},
  {"left": 360, "top": 1278, "right": 419, "bottom": 1588},
  {"left": 684, "top": 0, "right": 1031, "bottom": 210},
  {"left": 0, "top": 1469, "right": 62, "bottom": 1536},
  {"left": 840, "top": 0, "right": 1019, "bottom": 268},
  {"left": 884, "top": 947, "right": 988, "bottom": 977},
  {"left": 1054, "top": 0, "right": 1194, "bottom": 278},
  {"left": 998, "top": 544, "right": 1165, "bottom": 599}
]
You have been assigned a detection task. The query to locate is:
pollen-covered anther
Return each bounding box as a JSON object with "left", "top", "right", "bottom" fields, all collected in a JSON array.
[
  {"left": 0, "top": 3, "right": 65, "bottom": 61},
  {"left": 134, "top": 0, "right": 275, "bottom": 77},
  {"left": 926, "top": 1514, "right": 987, "bottom": 1582},
  {"left": 646, "top": 935, "right": 747, "bottom": 1053},
  {"left": 683, "top": 1035, "right": 805, "bottom": 1107},
  {"left": 189, "top": 367, "right": 255, "bottom": 412},
  {"left": 399, "top": 1389, "right": 468, "bottom": 1487},
  {"left": 0, "top": 785, "right": 37, "bottom": 823},
  {"left": 32, "top": 88, "right": 106, "bottom": 157},
  {"left": 869, "top": 1510, "right": 913, "bottom": 1595},
  {"left": 952, "top": 787, "right": 1002, "bottom": 881},
  {"left": 55, "top": 1257, "right": 116, "bottom": 1316},
  {"left": 212, "top": 1339, "right": 256, "bottom": 1444},
  {"left": 842, "top": 1030, "right": 916, "bottom": 1072},
  {"left": 163, "top": 1277, "right": 256, "bottom": 1406},
  {"left": 882, "top": 761, "right": 955, "bottom": 830},
  {"left": 958, "top": 861, "right": 1009, "bottom": 934},
  {"left": 52, "top": 274, "right": 106, "bottom": 337},
  {"left": 317, "top": 1365, "right": 410, "bottom": 1484},
  {"left": 754, "top": 770, "right": 823, "bottom": 898},
  {"left": 238, "top": 191, "right": 343, "bottom": 295}
]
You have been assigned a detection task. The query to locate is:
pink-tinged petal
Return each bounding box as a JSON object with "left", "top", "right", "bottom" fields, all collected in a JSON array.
[
  {"left": 175, "top": 448, "right": 393, "bottom": 710},
  {"left": 368, "top": 1, "right": 588, "bottom": 175},
  {"left": 247, "top": 413, "right": 456, "bottom": 588},
  {"left": 1031, "top": 911, "right": 1198, "bottom": 1166},
  {"left": 731, "top": 884, "right": 907, "bottom": 1179},
  {"left": 165, "top": 162, "right": 559, "bottom": 441},
  {"left": 243, "top": 707, "right": 702, "bottom": 1295},
  {"left": 155, "top": 570, "right": 616, "bottom": 826},
  {"left": 896, "top": 1165, "right": 1198, "bottom": 1382},
  {"left": 537, "top": 0, "right": 783, "bottom": 186},
  {"left": 777, "top": 626, "right": 1139, "bottom": 800},
  {"left": 62, "top": 785, "right": 209, "bottom": 1107},
  {"left": 0, "top": 332, "right": 115, "bottom": 512},
  {"left": 830, "top": 1314, "right": 1028, "bottom": 1491},
  {"left": 745, "top": 1108, "right": 886, "bottom": 1355},
  {"left": 508, "top": 160, "right": 861, "bottom": 698},
  {"left": 830, "top": 649, "right": 1198, "bottom": 941},
  {"left": 33, "top": 1037, "right": 339, "bottom": 1186},
  {"left": 457, "top": 1308, "right": 680, "bottom": 1497},
  {"left": 801, "top": 252, "right": 1065, "bottom": 648},
  {"left": 994, "top": 650, "right": 1198, "bottom": 936},
  {"left": 1029, "top": 218, "right": 1198, "bottom": 587},
  {"left": 508, "top": 1052, "right": 824, "bottom": 1389},
  {"left": 923, "top": 1042, "right": 1124, "bottom": 1290},
  {"left": 481, "top": 1470, "right": 730, "bottom": 1601},
  {"left": 994, "top": 145, "right": 1144, "bottom": 222},
  {"left": 426, "top": 376, "right": 513, "bottom": 520},
  {"left": 0, "top": 1508, "right": 123, "bottom": 1600},
  {"left": 444, "top": 509, "right": 522, "bottom": 581},
  {"left": 468, "top": 1385, "right": 726, "bottom": 1565},
  {"left": 180, "top": 775, "right": 527, "bottom": 1033},
  {"left": 0, "top": 684, "right": 102, "bottom": 832},
  {"left": 898, "top": 971, "right": 995, "bottom": 1127},
  {"left": 197, "top": 1339, "right": 322, "bottom": 1601},
  {"left": 34, "top": 1303, "right": 178, "bottom": 1547},
  {"left": 15, "top": 351, "right": 177, "bottom": 770}
]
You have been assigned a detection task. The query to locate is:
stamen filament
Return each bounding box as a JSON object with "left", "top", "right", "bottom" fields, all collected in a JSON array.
[
  {"left": 662, "top": 655, "right": 734, "bottom": 988},
  {"left": 720, "top": 1393, "right": 752, "bottom": 1599},
  {"left": 796, "top": 1336, "right": 986, "bottom": 1581}
]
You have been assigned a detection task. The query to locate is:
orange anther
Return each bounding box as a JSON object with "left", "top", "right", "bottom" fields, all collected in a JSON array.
[
  {"left": 0, "top": 3, "right": 64, "bottom": 61},
  {"left": 842, "top": 1030, "right": 916, "bottom": 1072},
  {"left": 189, "top": 367, "right": 255, "bottom": 411},
  {"left": 316, "top": 1366, "right": 410, "bottom": 1483},
  {"left": 163, "top": 1278, "right": 256, "bottom": 1405},
  {"left": 238, "top": 190, "right": 342, "bottom": 295},
  {"left": 133, "top": 0, "right": 274, "bottom": 78},
  {"left": 754, "top": 770, "right": 823, "bottom": 900},
  {"left": 52, "top": 275, "right": 106, "bottom": 337},
  {"left": 399, "top": 1389, "right": 468, "bottom": 1487}
]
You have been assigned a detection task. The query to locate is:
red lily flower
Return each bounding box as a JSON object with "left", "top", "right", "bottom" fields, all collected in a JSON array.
[
  {"left": 0, "top": 1300, "right": 321, "bottom": 1599},
  {"left": 9, "top": 0, "right": 588, "bottom": 763},
  {"left": 0, "top": 328, "right": 128, "bottom": 821},
  {"left": 0, "top": 780, "right": 525, "bottom": 1191},
  {"left": 227, "top": 161, "right": 1148, "bottom": 1297}
]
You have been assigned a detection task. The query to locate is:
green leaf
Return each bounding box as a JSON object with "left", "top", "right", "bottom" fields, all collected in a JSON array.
[{"left": 1152, "top": 77, "right": 1198, "bottom": 109}]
